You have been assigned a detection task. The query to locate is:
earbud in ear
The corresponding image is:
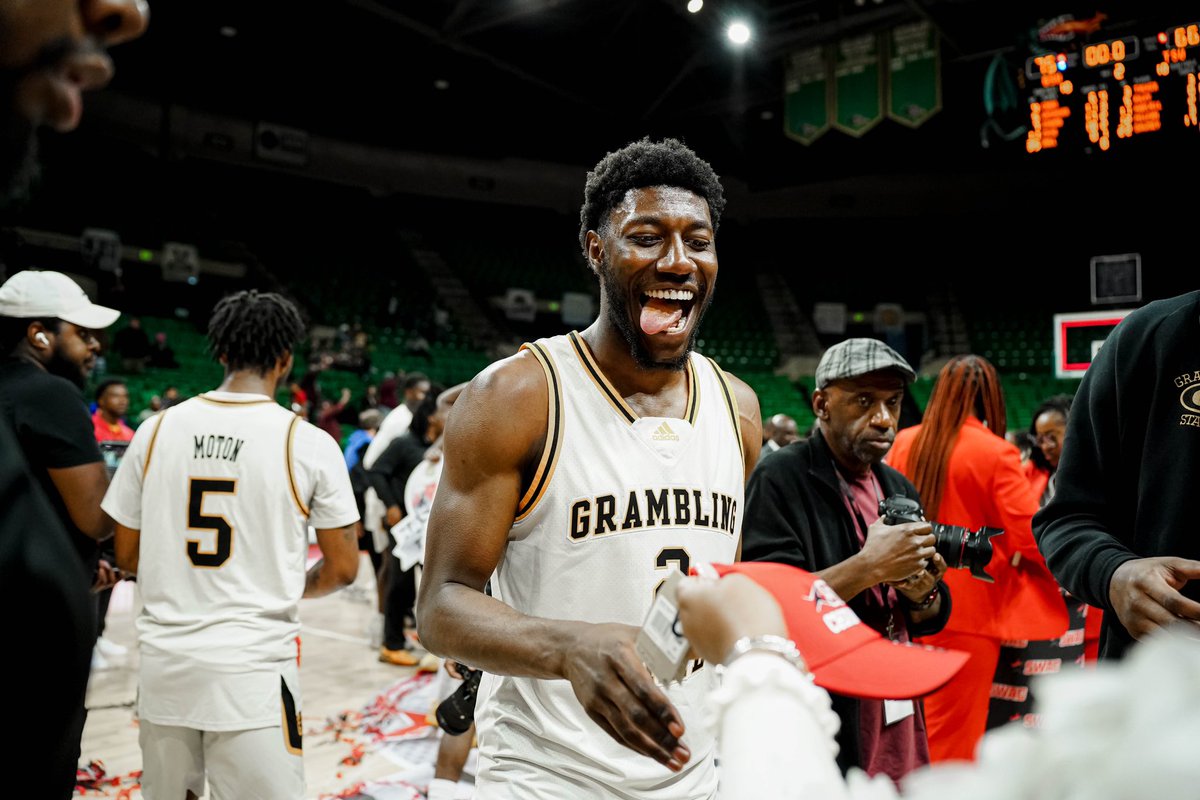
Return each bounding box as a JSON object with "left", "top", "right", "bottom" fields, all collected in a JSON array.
[{"left": 35, "top": 332, "right": 50, "bottom": 346}]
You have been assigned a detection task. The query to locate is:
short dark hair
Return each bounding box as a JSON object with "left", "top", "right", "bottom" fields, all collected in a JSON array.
[
  {"left": 0, "top": 316, "right": 59, "bottom": 353},
  {"left": 403, "top": 372, "right": 429, "bottom": 391},
  {"left": 207, "top": 290, "right": 305, "bottom": 375},
  {"left": 95, "top": 378, "right": 126, "bottom": 402},
  {"left": 578, "top": 137, "right": 726, "bottom": 254}
]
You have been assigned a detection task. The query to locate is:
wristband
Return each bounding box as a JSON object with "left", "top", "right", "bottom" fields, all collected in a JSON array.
[
  {"left": 902, "top": 584, "right": 940, "bottom": 611},
  {"left": 722, "top": 634, "right": 807, "bottom": 671}
]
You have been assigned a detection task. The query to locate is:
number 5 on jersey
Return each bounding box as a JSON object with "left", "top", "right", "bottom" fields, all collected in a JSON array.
[{"left": 188, "top": 478, "right": 237, "bottom": 568}]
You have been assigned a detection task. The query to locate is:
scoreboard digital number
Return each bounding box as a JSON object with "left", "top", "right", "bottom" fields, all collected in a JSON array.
[{"left": 1024, "top": 22, "right": 1200, "bottom": 154}]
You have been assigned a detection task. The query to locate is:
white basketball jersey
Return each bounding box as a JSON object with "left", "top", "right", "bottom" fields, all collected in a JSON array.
[
  {"left": 474, "top": 332, "right": 746, "bottom": 800},
  {"left": 102, "top": 391, "right": 358, "bottom": 729}
]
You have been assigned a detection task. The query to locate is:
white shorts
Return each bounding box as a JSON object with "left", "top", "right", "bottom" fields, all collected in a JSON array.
[{"left": 138, "top": 679, "right": 305, "bottom": 800}]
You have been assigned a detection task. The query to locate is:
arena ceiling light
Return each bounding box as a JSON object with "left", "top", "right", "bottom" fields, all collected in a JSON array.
[
  {"left": 727, "top": 20, "right": 751, "bottom": 45},
  {"left": 687, "top": 0, "right": 703, "bottom": 12}
]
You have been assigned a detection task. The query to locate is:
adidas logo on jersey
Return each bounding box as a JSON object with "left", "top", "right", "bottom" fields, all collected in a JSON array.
[{"left": 651, "top": 422, "right": 679, "bottom": 441}]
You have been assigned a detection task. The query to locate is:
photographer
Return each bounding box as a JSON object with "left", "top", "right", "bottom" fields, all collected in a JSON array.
[{"left": 742, "top": 339, "right": 950, "bottom": 783}]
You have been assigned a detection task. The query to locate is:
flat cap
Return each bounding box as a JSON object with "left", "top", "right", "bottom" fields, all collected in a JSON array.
[{"left": 815, "top": 338, "right": 915, "bottom": 388}]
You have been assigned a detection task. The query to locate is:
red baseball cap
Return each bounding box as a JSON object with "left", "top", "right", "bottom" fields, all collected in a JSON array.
[{"left": 696, "top": 562, "right": 968, "bottom": 700}]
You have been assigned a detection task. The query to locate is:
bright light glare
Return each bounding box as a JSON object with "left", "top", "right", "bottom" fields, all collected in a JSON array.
[
  {"left": 727, "top": 21, "right": 751, "bottom": 44},
  {"left": 687, "top": 0, "right": 703, "bottom": 12}
]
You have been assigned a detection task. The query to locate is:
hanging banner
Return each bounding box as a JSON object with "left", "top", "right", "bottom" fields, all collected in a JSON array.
[
  {"left": 888, "top": 20, "right": 941, "bottom": 127},
  {"left": 833, "top": 33, "right": 885, "bottom": 136},
  {"left": 784, "top": 46, "right": 832, "bottom": 145}
]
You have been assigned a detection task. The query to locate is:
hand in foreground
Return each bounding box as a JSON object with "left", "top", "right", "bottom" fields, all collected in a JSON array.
[
  {"left": 563, "top": 622, "right": 691, "bottom": 772},
  {"left": 675, "top": 574, "right": 788, "bottom": 665},
  {"left": 1109, "top": 557, "right": 1200, "bottom": 640},
  {"left": 860, "top": 517, "right": 935, "bottom": 585},
  {"left": 92, "top": 559, "right": 120, "bottom": 593},
  {"left": 890, "top": 552, "right": 946, "bottom": 603}
]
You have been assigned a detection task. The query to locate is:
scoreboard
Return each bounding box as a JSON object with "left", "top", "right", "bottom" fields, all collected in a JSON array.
[{"left": 1024, "top": 21, "right": 1200, "bottom": 153}]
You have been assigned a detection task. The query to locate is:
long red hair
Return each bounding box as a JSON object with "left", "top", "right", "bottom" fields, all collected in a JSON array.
[{"left": 907, "top": 355, "right": 1006, "bottom": 518}]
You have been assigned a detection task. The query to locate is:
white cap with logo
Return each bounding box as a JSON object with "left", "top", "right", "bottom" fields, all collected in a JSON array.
[{"left": 0, "top": 270, "right": 120, "bottom": 329}]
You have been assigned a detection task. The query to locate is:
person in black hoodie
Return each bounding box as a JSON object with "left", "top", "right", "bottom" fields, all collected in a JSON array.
[
  {"left": 741, "top": 338, "right": 950, "bottom": 783},
  {"left": 1034, "top": 290, "right": 1200, "bottom": 660}
]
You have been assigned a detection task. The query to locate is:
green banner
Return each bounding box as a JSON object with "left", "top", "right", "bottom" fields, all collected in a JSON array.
[
  {"left": 784, "top": 46, "right": 831, "bottom": 145},
  {"left": 833, "top": 33, "right": 884, "bottom": 136},
  {"left": 887, "top": 20, "right": 941, "bottom": 127}
]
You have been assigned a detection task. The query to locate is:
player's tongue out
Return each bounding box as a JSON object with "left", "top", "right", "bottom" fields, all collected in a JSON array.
[{"left": 640, "top": 297, "right": 683, "bottom": 335}]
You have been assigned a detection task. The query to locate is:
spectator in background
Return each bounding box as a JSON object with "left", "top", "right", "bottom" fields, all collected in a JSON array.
[
  {"left": 91, "top": 378, "right": 134, "bottom": 444},
  {"left": 147, "top": 330, "right": 177, "bottom": 368},
  {"left": 112, "top": 316, "right": 150, "bottom": 373},
  {"left": 90, "top": 378, "right": 133, "bottom": 672},
  {"left": 887, "top": 355, "right": 1068, "bottom": 763},
  {"left": 366, "top": 387, "right": 443, "bottom": 666},
  {"left": 378, "top": 371, "right": 399, "bottom": 410},
  {"left": 161, "top": 385, "right": 180, "bottom": 408},
  {"left": 317, "top": 386, "right": 352, "bottom": 443},
  {"left": 345, "top": 408, "right": 383, "bottom": 472},
  {"left": 0, "top": 270, "right": 124, "bottom": 796},
  {"left": 347, "top": 408, "right": 385, "bottom": 619},
  {"left": 135, "top": 394, "right": 161, "bottom": 426},
  {"left": 360, "top": 383, "right": 381, "bottom": 413},
  {"left": 761, "top": 412, "right": 799, "bottom": 458},
  {"left": 360, "top": 372, "right": 430, "bottom": 564},
  {"left": 985, "top": 392, "right": 1088, "bottom": 731},
  {"left": 289, "top": 379, "right": 308, "bottom": 417},
  {"left": 1035, "top": 290, "right": 1200, "bottom": 662},
  {"left": 741, "top": 338, "right": 948, "bottom": 782}
]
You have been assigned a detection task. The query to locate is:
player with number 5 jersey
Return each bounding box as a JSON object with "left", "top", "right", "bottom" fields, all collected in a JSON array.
[{"left": 103, "top": 291, "right": 361, "bottom": 800}]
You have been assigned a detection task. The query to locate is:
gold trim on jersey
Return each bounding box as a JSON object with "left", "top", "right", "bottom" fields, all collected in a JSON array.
[
  {"left": 197, "top": 393, "right": 275, "bottom": 406},
  {"left": 706, "top": 357, "right": 744, "bottom": 471},
  {"left": 142, "top": 407, "right": 169, "bottom": 477},
  {"left": 567, "top": 331, "right": 699, "bottom": 425},
  {"left": 280, "top": 677, "right": 303, "bottom": 756},
  {"left": 568, "top": 331, "right": 637, "bottom": 423},
  {"left": 515, "top": 342, "right": 564, "bottom": 523},
  {"left": 285, "top": 416, "right": 310, "bottom": 517},
  {"left": 683, "top": 359, "right": 699, "bottom": 425}
]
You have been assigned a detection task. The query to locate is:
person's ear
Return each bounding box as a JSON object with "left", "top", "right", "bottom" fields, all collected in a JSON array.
[
  {"left": 584, "top": 230, "right": 604, "bottom": 276},
  {"left": 813, "top": 389, "right": 829, "bottom": 420}
]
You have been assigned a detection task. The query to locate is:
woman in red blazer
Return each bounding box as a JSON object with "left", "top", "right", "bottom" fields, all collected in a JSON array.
[{"left": 887, "top": 355, "right": 1067, "bottom": 762}]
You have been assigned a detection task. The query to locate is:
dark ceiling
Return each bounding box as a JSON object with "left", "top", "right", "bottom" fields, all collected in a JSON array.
[{"left": 92, "top": 0, "right": 1187, "bottom": 191}]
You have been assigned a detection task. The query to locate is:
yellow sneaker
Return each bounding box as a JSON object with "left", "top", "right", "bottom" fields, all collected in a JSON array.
[
  {"left": 378, "top": 646, "right": 419, "bottom": 666},
  {"left": 416, "top": 652, "right": 441, "bottom": 673}
]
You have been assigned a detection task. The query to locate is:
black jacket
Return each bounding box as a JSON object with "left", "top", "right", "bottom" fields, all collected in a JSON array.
[
  {"left": 741, "top": 429, "right": 950, "bottom": 775},
  {"left": 1034, "top": 290, "right": 1200, "bottom": 660}
]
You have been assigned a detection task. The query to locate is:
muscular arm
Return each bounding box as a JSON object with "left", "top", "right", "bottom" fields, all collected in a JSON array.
[
  {"left": 725, "top": 374, "right": 761, "bottom": 561},
  {"left": 303, "top": 525, "right": 360, "bottom": 598},
  {"left": 417, "top": 353, "right": 689, "bottom": 769},
  {"left": 48, "top": 462, "right": 113, "bottom": 540}
]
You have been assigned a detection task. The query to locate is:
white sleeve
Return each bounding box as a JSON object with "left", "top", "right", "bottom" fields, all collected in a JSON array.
[
  {"left": 297, "top": 423, "right": 360, "bottom": 529},
  {"left": 100, "top": 416, "right": 157, "bottom": 529},
  {"left": 714, "top": 654, "right": 873, "bottom": 800}
]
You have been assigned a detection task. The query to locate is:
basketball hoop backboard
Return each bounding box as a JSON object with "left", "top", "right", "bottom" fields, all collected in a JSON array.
[{"left": 1053, "top": 310, "right": 1133, "bottom": 379}]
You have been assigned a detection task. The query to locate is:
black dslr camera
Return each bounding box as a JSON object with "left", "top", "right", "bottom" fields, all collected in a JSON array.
[
  {"left": 879, "top": 495, "right": 1003, "bottom": 583},
  {"left": 435, "top": 665, "right": 483, "bottom": 736}
]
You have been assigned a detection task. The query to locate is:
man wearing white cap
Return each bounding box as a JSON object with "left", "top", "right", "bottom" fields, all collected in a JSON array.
[{"left": 0, "top": 268, "right": 121, "bottom": 795}]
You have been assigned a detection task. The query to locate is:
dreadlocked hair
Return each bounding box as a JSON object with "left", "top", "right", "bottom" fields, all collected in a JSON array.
[
  {"left": 207, "top": 290, "right": 305, "bottom": 375},
  {"left": 907, "top": 355, "right": 1006, "bottom": 518},
  {"left": 578, "top": 137, "right": 725, "bottom": 255}
]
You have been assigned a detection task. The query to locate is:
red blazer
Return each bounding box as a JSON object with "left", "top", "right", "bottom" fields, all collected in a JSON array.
[{"left": 888, "top": 417, "right": 1068, "bottom": 640}]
